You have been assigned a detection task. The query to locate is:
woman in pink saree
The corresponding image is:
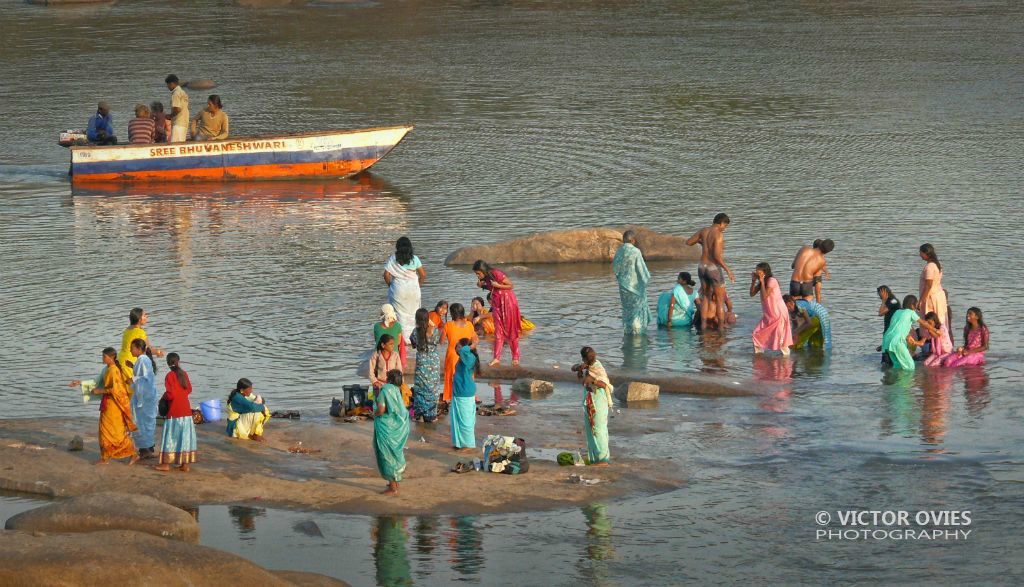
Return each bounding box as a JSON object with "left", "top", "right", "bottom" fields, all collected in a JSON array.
[
  {"left": 750, "top": 262, "right": 793, "bottom": 355},
  {"left": 473, "top": 260, "right": 522, "bottom": 367}
]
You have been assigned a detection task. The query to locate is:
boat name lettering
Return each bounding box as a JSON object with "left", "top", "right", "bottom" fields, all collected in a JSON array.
[{"left": 148, "top": 140, "right": 286, "bottom": 158}]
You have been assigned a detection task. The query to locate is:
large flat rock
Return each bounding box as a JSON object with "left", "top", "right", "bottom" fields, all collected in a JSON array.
[
  {"left": 5, "top": 491, "right": 199, "bottom": 543},
  {"left": 445, "top": 225, "right": 697, "bottom": 265},
  {"left": 0, "top": 529, "right": 347, "bottom": 586}
]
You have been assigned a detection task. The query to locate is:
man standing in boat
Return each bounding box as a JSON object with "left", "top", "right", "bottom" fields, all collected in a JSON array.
[{"left": 165, "top": 74, "right": 190, "bottom": 143}]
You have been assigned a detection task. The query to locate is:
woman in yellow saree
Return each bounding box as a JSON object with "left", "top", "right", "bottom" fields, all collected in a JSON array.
[
  {"left": 93, "top": 347, "right": 139, "bottom": 465},
  {"left": 117, "top": 307, "right": 163, "bottom": 380}
]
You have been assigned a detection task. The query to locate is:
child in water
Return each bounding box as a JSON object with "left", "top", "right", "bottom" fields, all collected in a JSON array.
[
  {"left": 911, "top": 311, "right": 952, "bottom": 367},
  {"left": 941, "top": 307, "right": 989, "bottom": 367}
]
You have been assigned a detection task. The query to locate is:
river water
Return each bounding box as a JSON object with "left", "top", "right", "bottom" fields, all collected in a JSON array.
[{"left": 1, "top": 0, "right": 1022, "bottom": 584}]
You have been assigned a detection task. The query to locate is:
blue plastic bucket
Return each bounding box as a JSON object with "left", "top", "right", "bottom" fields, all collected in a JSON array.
[{"left": 200, "top": 399, "right": 222, "bottom": 422}]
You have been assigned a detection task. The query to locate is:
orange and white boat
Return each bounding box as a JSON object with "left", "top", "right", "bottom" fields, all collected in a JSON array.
[{"left": 69, "top": 125, "right": 412, "bottom": 183}]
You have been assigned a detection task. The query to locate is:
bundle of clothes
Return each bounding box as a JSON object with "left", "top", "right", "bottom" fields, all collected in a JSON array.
[{"left": 481, "top": 435, "right": 529, "bottom": 475}]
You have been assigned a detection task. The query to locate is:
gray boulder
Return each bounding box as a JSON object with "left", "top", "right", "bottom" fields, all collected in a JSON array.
[
  {"left": 511, "top": 379, "right": 554, "bottom": 397},
  {"left": 614, "top": 382, "right": 660, "bottom": 403}
]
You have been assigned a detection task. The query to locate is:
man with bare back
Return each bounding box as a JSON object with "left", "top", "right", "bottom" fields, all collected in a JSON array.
[
  {"left": 790, "top": 239, "right": 834, "bottom": 303},
  {"left": 686, "top": 213, "right": 735, "bottom": 330}
]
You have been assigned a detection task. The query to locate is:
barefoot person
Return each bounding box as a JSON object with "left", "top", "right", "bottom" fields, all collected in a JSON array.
[
  {"left": 790, "top": 239, "right": 834, "bottom": 303},
  {"left": 374, "top": 369, "right": 410, "bottom": 496},
  {"left": 70, "top": 348, "right": 139, "bottom": 465},
  {"left": 129, "top": 338, "right": 159, "bottom": 459},
  {"left": 226, "top": 378, "right": 271, "bottom": 441},
  {"left": 612, "top": 230, "right": 653, "bottom": 334},
  {"left": 155, "top": 353, "right": 197, "bottom": 472},
  {"left": 411, "top": 309, "right": 442, "bottom": 422},
  {"left": 473, "top": 260, "right": 522, "bottom": 366},
  {"left": 750, "top": 263, "right": 793, "bottom": 355},
  {"left": 686, "top": 214, "right": 736, "bottom": 330},
  {"left": 572, "top": 346, "right": 612, "bottom": 466},
  {"left": 450, "top": 338, "right": 480, "bottom": 452},
  {"left": 384, "top": 236, "right": 426, "bottom": 343}
]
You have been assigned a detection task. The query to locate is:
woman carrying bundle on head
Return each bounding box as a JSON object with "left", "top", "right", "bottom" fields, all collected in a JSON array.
[
  {"left": 156, "top": 353, "right": 197, "bottom": 472},
  {"left": 226, "top": 378, "right": 271, "bottom": 441},
  {"left": 450, "top": 338, "right": 480, "bottom": 451},
  {"left": 129, "top": 338, "right": 159, "bottom": 459},
  {"left": 374, "top": 369, "right": 410, "bottom": 496},
  {"left": 70, "top": 348, "right": 138, "bottom": 465}
]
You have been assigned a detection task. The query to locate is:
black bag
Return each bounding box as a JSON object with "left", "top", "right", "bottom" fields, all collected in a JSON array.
[
  {"left": 158, "top": 396, "right": 170, "bottom": 418},
  {"left": 330, "top": 397, "right": 344, "bottom": 418}
]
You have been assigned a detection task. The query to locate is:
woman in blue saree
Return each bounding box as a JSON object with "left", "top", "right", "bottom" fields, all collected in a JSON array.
[
  {"left": 657, "top": 272, "right": 698, "bottom": 329},
  {"left": 374, "top": 369, "right": 411, "bottom": 495},
  {"left": 129, "top": 338, "right": 159, "bottom": 458},
  {"left": 450, "top": 339, "right": 480, "bottom": 451},
  {"left": 572, "top": 346, "right": 612, "bottom": 465}
]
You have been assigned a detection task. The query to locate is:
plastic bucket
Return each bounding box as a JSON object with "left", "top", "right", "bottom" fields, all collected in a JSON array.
[{"left": 200, "top": 399, "right": 222, "bottom": 422}]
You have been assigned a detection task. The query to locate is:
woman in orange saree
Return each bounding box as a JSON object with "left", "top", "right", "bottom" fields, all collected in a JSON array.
[
  {"left": 440, "top": 303, "right": 478, "bottom": 404},
  {"left": 94, "top": 347, "right": 139, "bottom": 465}
]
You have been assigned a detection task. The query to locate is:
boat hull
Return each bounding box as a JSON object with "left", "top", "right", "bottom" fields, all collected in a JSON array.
[{"left": 70, "top": 125, "right": 412, "bottom": 183}]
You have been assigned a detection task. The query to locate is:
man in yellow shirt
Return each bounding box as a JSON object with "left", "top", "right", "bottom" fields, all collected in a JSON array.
[
  {"left": 165, "top": 74, "right": 190, "bottom": 143},
  {"left": 191, "top": 95, "right": 230, "bottom": 141}
]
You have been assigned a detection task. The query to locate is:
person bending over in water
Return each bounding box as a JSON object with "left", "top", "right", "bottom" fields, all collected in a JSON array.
[
  {"left": 657, "top": 272, "right": 698, "bottom": 329},
  {"left": 687, "top": 213, "right": 736, "bottom": 330},
  {"left": 881, "top": 295, "right": 941, "bottom": 370},
  {"left": 790, "top": 239, "right": 833, "bottom": 303},
  {"left": 911, "top": 312, "right": 952, "bottom": 367}
]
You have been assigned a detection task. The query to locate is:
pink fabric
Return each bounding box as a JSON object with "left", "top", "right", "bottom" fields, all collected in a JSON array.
[
  {"left": 752, "top": 277, "right": 793, "bottom": 352},
  {"left": 924, "top": 324, "right": 953, "bottom": 367},
  {"left": 919, "top": 262, "right": 948, "bottom": 325},
  {"left": 941, "top": 326, "right": 987, "bottom": 367},
  {"left": 484, "top": 269, "right": 522, "bottom": 361}
]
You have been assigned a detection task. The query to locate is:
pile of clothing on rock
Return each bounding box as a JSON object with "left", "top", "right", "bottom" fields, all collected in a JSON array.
[
  {"left": 481, "top": 435, "right": 529, "bottom": 474},
  {"left": 476, "top": 404, "right": 516, "bottom": 417}
]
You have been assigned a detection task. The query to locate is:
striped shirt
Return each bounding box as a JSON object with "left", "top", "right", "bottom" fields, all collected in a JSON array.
[{"left": 128, "top": 117, "right": 156, "bottom": 144}]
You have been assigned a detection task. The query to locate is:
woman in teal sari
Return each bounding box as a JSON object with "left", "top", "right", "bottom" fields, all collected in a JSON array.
[
  {"left": 450, "top": 339, "right": 480, "bottom": 451},
  {"left": 374, "top": 369, "right": 411, "bottom": 496},
  {"left": 572, "top": 346, "right": 612, "bottom": 465}
]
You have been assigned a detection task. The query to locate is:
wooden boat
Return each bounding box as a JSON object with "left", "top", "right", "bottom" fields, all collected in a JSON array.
[{"left": 69, "top": 125, "right": 412, "bottom": 183}]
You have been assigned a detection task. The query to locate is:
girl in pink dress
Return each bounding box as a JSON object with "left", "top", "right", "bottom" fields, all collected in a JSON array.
[
  {"left": 750, "top": 262, "right": 793, "bottom": 356},
  {"left": 942, "top": 307, "right": 989, "bottom": 367},
  {"left": 473, "top": 260, "right": 522, "bottom": 366},
  {"left": 915, "top": 312, "right": 953, "bottom": 367}
]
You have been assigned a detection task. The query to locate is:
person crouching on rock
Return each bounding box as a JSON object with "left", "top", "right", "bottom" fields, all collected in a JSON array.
[
  {"left": 451, "top": 338, "right": 480, "bottom": 453},
  {"left": 374, "top": 369, "right": 411, "bottom": 496},
  {"left": 226, "top": 378, "right": 270, "bottom": 442},
  {"left": 155, "top": 353, "right": 197, "bottom": 472},
  {"left": 70, "top": 347, "right": 139, "bottom": 465}
]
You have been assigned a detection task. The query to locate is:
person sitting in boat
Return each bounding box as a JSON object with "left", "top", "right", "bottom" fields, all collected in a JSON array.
[
  {"left": 150, "top": 101, "right": 171, "bottom": 143},
  {"left": 128, "top": 104, "right": 156, "bottom": 145},
  {"left": 190, "top": 95, "right": 229, "bottom": 141},
  {"left": 86, "top": 101, "right": 117, "bottom": 145}
]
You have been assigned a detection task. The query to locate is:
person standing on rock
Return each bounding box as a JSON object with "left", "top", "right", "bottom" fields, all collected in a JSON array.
[
  {"left": 129, "top": 338, "right": 159, "bottom": 459},
  {"left": 572, "top": 346, "right": 612, "bottom": 466},
  {"left": 612, "top": 230, "right": 653, "bottom": 334},
  {"left": 384, "top": 236, "right": 426, "bottom": 344},
  {"left": 90, "top": 348, "right": 140, "bottom": 465},
  {"left": 473, "top": 260, "right": 522, "bottom": 366},
  {"left": 156, "top": 353, "right": 197, "bottom": 472},
  {"left": 686, "top": 214, "right": 736, "bottom": 331}
]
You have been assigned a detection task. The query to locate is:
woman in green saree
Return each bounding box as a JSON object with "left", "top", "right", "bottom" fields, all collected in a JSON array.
[{"left": 374, "top": 369, "right": 411, "bottom": 495}]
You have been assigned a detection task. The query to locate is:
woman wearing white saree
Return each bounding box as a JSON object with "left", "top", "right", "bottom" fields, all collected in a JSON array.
[{"left": 383, "top": 236, "right": 427, "bottom": 342}]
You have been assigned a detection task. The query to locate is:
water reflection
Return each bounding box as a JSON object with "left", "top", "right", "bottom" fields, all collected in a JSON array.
[
  {"left": 962, "top": 366, "right": 991, "bottom": 417},
  {"left": 580, "top": 503, "right": 615, "bottom": 585},
  {"left": 413, "top": 515, "right": 439, "bottom": 555},
  {"left": 696, "top": 330, "right": 728, "bottom": 373},
  {"left": 228, "top": 505, "right": 266, "bottom": 535},
  {"left": 919, "top": 368, "right": 953, "bottom": 447},
  {"left": 447, "top": 516, "right": 483, "bottom": 577},
  {"left": 373, "top": 516, "right": 413, "bottom": 587}
]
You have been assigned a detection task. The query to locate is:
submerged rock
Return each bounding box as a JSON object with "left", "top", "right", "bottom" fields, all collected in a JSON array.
[
  {"left": 4, "top": 491, "right": 200, "bottom": 543},
  {"left": 0, "top": 529, "right": 348, "bottom": 586},
  {"left": 67, "top": 435, "right": 83, "bottom": 451},
  {"left": 445, "top": 226, "right": 697, "bottom": 265},
  {"left": 614, "top": 382, "right": 660, "bottom": 403},
  {"left": 511, "top": 379, "right": 554, "bottom": 397}
]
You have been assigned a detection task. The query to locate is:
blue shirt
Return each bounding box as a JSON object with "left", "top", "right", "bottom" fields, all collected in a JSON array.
[{"left": 86, "top": 111, "right": 114, "bottom": 141}]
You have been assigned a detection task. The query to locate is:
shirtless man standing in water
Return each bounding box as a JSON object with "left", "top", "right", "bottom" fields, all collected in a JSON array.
[
  {"left": 686, "top": 213, "right": 736, "bottom": 330},
  {"left": 790, "top": 239, "right": 834, "bottom": 303}
]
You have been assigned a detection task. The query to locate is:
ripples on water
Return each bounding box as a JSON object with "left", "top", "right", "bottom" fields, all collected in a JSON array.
[{"left": 1, "top": 0, "right": 1023, "bottom": 583}]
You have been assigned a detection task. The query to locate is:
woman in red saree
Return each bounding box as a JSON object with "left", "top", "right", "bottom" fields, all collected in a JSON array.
[{"left": 473, "top": 260, "right": 522, "bottom": 367}]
